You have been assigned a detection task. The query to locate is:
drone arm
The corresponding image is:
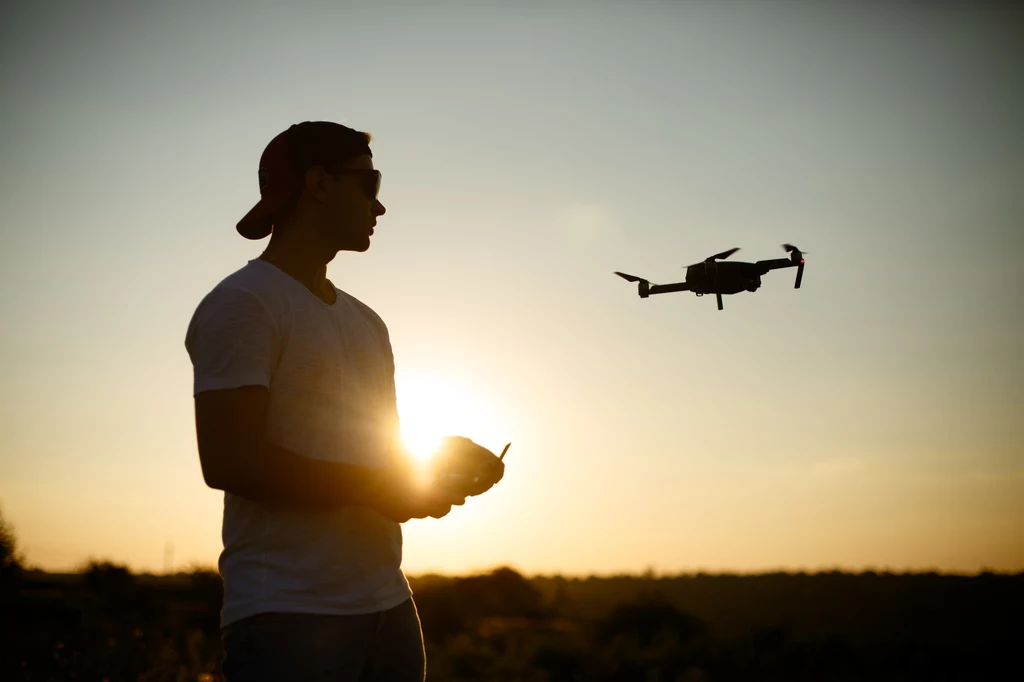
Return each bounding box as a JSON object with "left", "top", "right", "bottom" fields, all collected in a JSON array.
[
  {"left": 754, "top": 258, "right": 796, "bottom": 273},
  {"left": 648, "top": 281, "right": 690, "bottom": 295}
]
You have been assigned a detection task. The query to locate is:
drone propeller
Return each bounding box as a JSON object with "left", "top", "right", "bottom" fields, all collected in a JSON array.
[
  {"left": 685, "top": 247, "right": 740, "bottom": 268},
  {"left": 615, "top": 271, "right": 654, "bottom": 284},
  {"left": 708, "top": 247, "right": 740, "bottom": 262},
  {"left": 782, "top": 243, "right": 807, "bottom": 259},
  {"left": 614, "top": 271, "right": 654, "bottom": 298}
]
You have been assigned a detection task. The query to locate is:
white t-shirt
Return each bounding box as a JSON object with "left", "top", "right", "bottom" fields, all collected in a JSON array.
[{"left": 184, "top": 259, "right": 411, "bottom": 626}]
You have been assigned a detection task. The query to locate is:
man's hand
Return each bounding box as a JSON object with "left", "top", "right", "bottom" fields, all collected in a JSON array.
[
  {"left": 367, "top": 467, "right": 468, "bottom": 523},
  {"left": 432, "top": 436, "right": 506, "bottom": 498}
]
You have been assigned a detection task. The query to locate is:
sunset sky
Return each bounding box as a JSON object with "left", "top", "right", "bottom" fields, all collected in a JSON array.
[{"left": 1, "top": 1, "right": 1021, "bottom": 576}]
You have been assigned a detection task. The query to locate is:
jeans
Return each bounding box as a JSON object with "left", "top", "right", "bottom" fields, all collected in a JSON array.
[{"left": 221, "top": 598, "right": 425, "bottom": 682}]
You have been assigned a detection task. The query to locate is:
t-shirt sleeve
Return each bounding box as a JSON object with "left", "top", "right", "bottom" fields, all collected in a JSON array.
[{"left": 184, "top": 286, "right": 280, "bottom": 395}]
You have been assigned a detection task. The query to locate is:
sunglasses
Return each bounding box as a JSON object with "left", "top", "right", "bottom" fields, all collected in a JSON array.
[{"left": 330, "top": 168, "right": 381, "bottom": 199}]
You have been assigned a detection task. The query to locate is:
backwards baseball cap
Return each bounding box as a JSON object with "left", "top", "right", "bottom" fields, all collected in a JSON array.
[{"left": 236, "top": 121, "right": 373, "bottom": 240}]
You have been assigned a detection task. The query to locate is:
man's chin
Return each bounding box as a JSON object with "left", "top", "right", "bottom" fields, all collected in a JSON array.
[{"left": 338, "top": 237, "right": 371, "bottom": 253}]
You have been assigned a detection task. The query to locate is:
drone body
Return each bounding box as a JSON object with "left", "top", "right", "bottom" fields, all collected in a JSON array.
[{"left": 615, "top": 245, "right": 805, "bottom": 310}]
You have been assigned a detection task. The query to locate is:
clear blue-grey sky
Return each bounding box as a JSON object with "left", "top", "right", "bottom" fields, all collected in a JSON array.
[{"left": 1, "top": 1, "right": 1022, "bottom": 575}]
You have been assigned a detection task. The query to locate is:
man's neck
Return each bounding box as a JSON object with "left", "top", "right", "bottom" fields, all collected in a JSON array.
[{"left": 259, "top": 240, "right": 335, "bottom": 303}]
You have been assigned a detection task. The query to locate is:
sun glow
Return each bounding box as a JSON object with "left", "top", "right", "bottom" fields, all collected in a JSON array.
[{"left": 395, "top": 373, "right": 507, "bottom": 464}]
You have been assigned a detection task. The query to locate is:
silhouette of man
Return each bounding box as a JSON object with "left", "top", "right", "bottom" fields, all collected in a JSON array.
[{"left": 185, "top": 121, "right": 504, "bottom": 681}]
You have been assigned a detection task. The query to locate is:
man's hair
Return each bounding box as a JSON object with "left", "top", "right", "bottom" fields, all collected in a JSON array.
[
  {"left": 271, "top": 122, "right": 373, "bottom": 231},
  {"left": 289, "top": 122, "right": 372, "bottom": 173}
]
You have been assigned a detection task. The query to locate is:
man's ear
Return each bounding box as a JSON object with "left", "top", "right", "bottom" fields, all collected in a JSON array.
[{"left": 304, "top": 166, "right": 330, "bottom": 202}]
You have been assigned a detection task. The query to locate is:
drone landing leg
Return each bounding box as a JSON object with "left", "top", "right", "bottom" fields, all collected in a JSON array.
[{"left": 716, "top": 292, "right": 723, "bottom": 310}]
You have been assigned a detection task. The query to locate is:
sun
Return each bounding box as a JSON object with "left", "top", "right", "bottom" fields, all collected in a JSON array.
[{"left": 395, "top": 373, "right": 505, "bottom": 464}]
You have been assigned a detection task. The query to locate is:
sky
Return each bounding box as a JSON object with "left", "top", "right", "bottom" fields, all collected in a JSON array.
[{"left": 1, "top": 0, "right": 1022, "bottom": 576}]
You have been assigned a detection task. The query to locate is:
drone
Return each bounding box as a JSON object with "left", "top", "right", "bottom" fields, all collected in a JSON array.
[{"left": 615, "top": 244, "right": 806, "bottom": 310}]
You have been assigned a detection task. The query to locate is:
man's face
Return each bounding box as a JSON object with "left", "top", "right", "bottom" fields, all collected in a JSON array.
[{"left": 319, "top": 153, "right": 386, "bottom": 253}]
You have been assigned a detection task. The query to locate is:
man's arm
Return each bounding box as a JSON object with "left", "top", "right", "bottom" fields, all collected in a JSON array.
[
  {"left": 195, "top": 385, "right": 378, "bottom": 508},
  {"left": 194, "top": 385, "right": 457, "bottom": 519}
]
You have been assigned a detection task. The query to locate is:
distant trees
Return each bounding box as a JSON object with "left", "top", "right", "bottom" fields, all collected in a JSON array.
[
  {"left": 0, "top": 506, "right": 23, "bottom": 585},
  {"left": 82, "top": 560, "right": 138, "bottom": 611},
  {"left": 596, "top": 600, "right": 707, "bottom": 649},
  {"left": 2, "top": 549, "right": 1022, "bottom": 681},
  {"left": 413, "top": 566, "right": 546, "bottom": 643}
]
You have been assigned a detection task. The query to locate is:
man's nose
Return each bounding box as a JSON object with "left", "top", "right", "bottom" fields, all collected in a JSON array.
[{"left": 374, "top": 199, "right": 386, "bottom": 216}]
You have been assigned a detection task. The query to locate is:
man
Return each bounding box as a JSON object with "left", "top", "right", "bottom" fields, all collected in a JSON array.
[{"left": 184, "top": 121, "right": 504, "bottom": 681}]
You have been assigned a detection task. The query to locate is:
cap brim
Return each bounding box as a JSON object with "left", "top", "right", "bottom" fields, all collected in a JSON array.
[{"left": 236, "top": 186, "right": 294, "bottom": 240}]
